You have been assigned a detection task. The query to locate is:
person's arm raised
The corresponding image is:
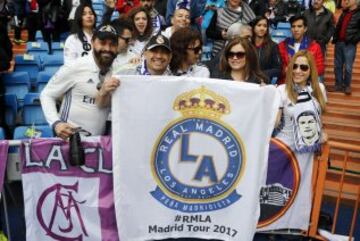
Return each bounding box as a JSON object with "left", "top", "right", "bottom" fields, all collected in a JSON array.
[{"left": 96, "top": 76, "right": 121, "bottom": 108}]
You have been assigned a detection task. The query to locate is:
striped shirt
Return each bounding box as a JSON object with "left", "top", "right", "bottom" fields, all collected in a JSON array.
[{"left": 212, "top": 4, "right": 255, "bottom": 56}]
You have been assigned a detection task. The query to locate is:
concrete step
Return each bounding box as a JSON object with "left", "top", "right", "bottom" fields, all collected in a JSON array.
[
  {"left": 324, "top": 106, "right": 360, "bottom": 120},
  {"left": 326, "top": 98, "right": 360, "bottom": 109},
  {"left": 325, "top": 129, "right": 360, "bottom": 146},
  {"left": 323, "top": 116, "right": 360, "bottom": 132},
  {"left": 326, "top": 91, "right": 360, "bottom": 101}
]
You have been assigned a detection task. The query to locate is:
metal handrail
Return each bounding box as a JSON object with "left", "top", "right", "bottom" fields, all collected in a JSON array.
[{"left": 308, "top": 140, "right": 360, "bottom": 240}]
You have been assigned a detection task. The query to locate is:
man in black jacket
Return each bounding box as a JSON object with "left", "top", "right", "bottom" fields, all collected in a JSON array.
[
  {"left": 332, "top": 0, "right": 360, "bottom": 94},
  {"left": 304, "top": 0, "right": 335, "bottom": 56}
]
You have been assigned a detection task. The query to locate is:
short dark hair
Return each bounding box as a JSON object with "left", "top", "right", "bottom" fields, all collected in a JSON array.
[
  {"left": 289, "top": 14, "right": 307, "bottom": 27},
  {"left": 297, "top": 111, "right": 316, "bottom": 122},
  {"left": 111, "top": 18, "right": 133, "bottom": 36}
]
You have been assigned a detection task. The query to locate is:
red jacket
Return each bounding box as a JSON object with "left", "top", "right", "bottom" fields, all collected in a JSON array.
[
  {"left": 278, "top": 38, "right": 324, "bottom": 84},
  {"left": 116, "top": 0, "right": 140, "bottom": 14}
]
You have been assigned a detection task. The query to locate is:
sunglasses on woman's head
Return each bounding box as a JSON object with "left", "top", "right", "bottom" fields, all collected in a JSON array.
[
  {"left": 187, "top": 46, "right": 202, "bottom": 54},
  {"left": 227, "top": 51, "right": 246, "bottom": 59},
  {"left": 293, "top": 64, "right": 310, "bottom": 71}
]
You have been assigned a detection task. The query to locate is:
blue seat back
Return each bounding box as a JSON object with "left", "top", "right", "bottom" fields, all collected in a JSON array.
[
  {"left": 3, "top": 72, "right": 31, "bottom": 104},
  {"left": 0, "top": 127, "right": 4, "bottom": 139},
  {"left": 36, "top": 71, "right": 52, "bottom": 92},
  {"left": 14, "top": 54, "right": 42, "bottom": 82},
  {"left": 23, "top": 93, "right": 47, "bottom": 125},
  {"left": 4, "top": 94, "right": 18, "bottom": 127},
  {"left": 13, "top": 125, "right": 54, "bottom": 139},
  {"left": 27, "top": 41, "right": 48, "bottom": 54}
]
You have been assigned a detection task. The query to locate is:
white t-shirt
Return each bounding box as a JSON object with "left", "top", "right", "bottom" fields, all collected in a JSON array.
[
  {"left": 68, "top": 0, "right": 80, "bottom": 20},
  {"left": 112, "top": 51, "right": 138, "bottom": 73},
  {"left": 64, "top": 32, "right": 93, "bottom": 65},
  {"left": 40, "top": 55, "right": 110, "bottom": 136},
  {"left": 128, "top": 39, "right": 148, "bottom": 57},
  {"left": 174, "top": 64, "right": 210, "bottom": 78},
  {"left": 161, "top": 27, "right": 173, "bottom": 39}
]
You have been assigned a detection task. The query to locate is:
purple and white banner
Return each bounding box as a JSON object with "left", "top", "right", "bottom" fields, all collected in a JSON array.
[
  {"left": 0, "top": 140, "right": 9, "bottom": 196},
  {"left": 20, "top": 136, "right": 119, "bottom": 241},
  {"left": 257, "top": 137, "right": 313, "bottom": 231}
]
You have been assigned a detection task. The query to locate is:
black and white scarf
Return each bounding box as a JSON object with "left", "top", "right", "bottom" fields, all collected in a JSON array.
[{"left": 292, "top": 86, "right": 322, "bottom": 153}]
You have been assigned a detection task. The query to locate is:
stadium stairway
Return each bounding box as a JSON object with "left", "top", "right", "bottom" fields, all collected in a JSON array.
[{"left": 322, "top": 43, "right": 360, "bottom": 209}]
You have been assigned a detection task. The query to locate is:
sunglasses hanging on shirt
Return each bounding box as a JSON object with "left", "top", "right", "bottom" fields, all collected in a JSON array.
[{"left": 81, "top": 35, "right": 92, "bottom": 57}]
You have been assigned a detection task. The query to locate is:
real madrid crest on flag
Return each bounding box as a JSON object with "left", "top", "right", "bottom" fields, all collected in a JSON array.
[{"left": 150, "top": 86, "right": 246, "bottom": 213}]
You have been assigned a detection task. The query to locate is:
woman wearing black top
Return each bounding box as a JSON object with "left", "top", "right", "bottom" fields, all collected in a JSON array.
[
  {"left": 213, "top": 37, "right": 267, "bottom": 84},
  {"left": 251, "top": 16, "right": 282, "bottom": 83}
]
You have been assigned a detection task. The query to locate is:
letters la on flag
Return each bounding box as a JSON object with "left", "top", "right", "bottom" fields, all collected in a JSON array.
[
  {"left": 20, "top": 137, "right": 119, "bottom": 241},
  {"left": 112, "top": 76, "right": 280, "bottom": 241}
]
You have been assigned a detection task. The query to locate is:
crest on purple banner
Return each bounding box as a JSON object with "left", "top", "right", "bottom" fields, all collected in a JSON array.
[
  {"left": 0, "top": 141, "right": 9, "bottom": 194},
  {"left": 257, "top": 138, "right": 301, "bottom": 228},
  {"left": 20, "top": 137, "right": 119, "bottom": 241}
]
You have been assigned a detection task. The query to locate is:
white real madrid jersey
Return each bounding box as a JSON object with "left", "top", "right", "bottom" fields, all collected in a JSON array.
[{"left": 40, "top": 55, "right": 110, "bottom": 136}]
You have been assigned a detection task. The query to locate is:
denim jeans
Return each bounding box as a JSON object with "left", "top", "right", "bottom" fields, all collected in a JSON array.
[{"left": 334, "top": 42, "right": 357, "bottom": 88}]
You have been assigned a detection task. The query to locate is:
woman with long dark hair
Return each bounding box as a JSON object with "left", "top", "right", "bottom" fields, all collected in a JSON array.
[
  {"left": 251, "top": 16, "right": 282, "bottom": 83},
  {"left": 127, "top": 6, "right": 153, "bottom": 57},
  {"left": 63, "top": 3, "right": 96, "bottom": 65},
  {"left": 169, "top": 28, "right": 209, "bottom": 77},
  {"left": 213, "top": 37, "right": 267, "bottom": 84}
]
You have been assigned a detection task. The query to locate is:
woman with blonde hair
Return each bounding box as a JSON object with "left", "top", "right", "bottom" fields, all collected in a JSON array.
[
  {"left": 276, "top": 50, "right": 327, "bottom": 147},
  {"left": 271, "top": 50, "right": 327, "bottom": 229}
]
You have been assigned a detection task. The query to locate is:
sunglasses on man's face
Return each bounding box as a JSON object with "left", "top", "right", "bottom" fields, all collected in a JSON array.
[
  {"left": 227, "top": 51, "right": 246, "bottom": 59},
  {"left": 187, "top": 46, "right": 202, "bottom": 54},
  {"left": 293, "top": 63, "right": 310, "bottom": 71}
]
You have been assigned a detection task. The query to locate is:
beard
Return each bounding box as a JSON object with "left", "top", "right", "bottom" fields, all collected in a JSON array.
[{"left": 93, "top": 49, "right": 117, "bottom": 69}]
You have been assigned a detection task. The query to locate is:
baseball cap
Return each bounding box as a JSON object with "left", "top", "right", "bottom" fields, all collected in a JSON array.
[
  {"left": 145, "top": 34, "right": 171, "bottom": 52},
  {"left": 93, "top": 24, "right": 118, "bottom": 42}
]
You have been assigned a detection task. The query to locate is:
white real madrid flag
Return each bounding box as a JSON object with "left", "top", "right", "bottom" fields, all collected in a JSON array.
[{"left": 112, "top": 76, "right": 280, "bottom": 241}]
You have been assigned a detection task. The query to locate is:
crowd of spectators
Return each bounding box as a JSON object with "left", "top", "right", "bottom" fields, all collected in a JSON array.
[{"left": 0, "top": 0, "right": 359, "bottom": 239}]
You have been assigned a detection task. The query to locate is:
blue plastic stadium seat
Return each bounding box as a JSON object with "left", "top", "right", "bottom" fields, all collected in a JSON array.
[
  {"left": 271, "top": 29, "right": 292, "bottom": 38},
  {"left": 22, "top": 93, "right": 47, "bottom": 125},
  {"left": 27, "top": 41, "right": 48, "bottom": 54},
  {"left": 3, "top": 72, "right": 31, "bottom": 106},
  {"left": 93, "top": 5, "right": 103, "bottom": 12},
  {"left": 277, "top": 22, "right": 291, "bottom": 30},
  {"left": 35, "top": 31, "right": 43, "bottom": 41},
  {"left": 14, "top": 54, "right": 42, "bottom": 83},
  {"left": 4, "top": 94, "right": 18, "bottom": 127},
  {"left": 0, "top": 127, "right": 5, "bottom": 139},
  {"left": 36, "top": 71, "right": 52, "bottom": 92},
  {"left": 51, "top": 42, "right": 65, "bottom": 55},
  {"left": 13, "top": 125, "right": 53, "bottom": 139},
  {"left": 41, "top": 54, "right": 64, "bottom": 73}
]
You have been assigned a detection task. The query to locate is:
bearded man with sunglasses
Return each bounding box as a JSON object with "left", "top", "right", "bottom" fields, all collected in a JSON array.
[{"left": 40, "top": 25, "right": 119, "bottom": 140}]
